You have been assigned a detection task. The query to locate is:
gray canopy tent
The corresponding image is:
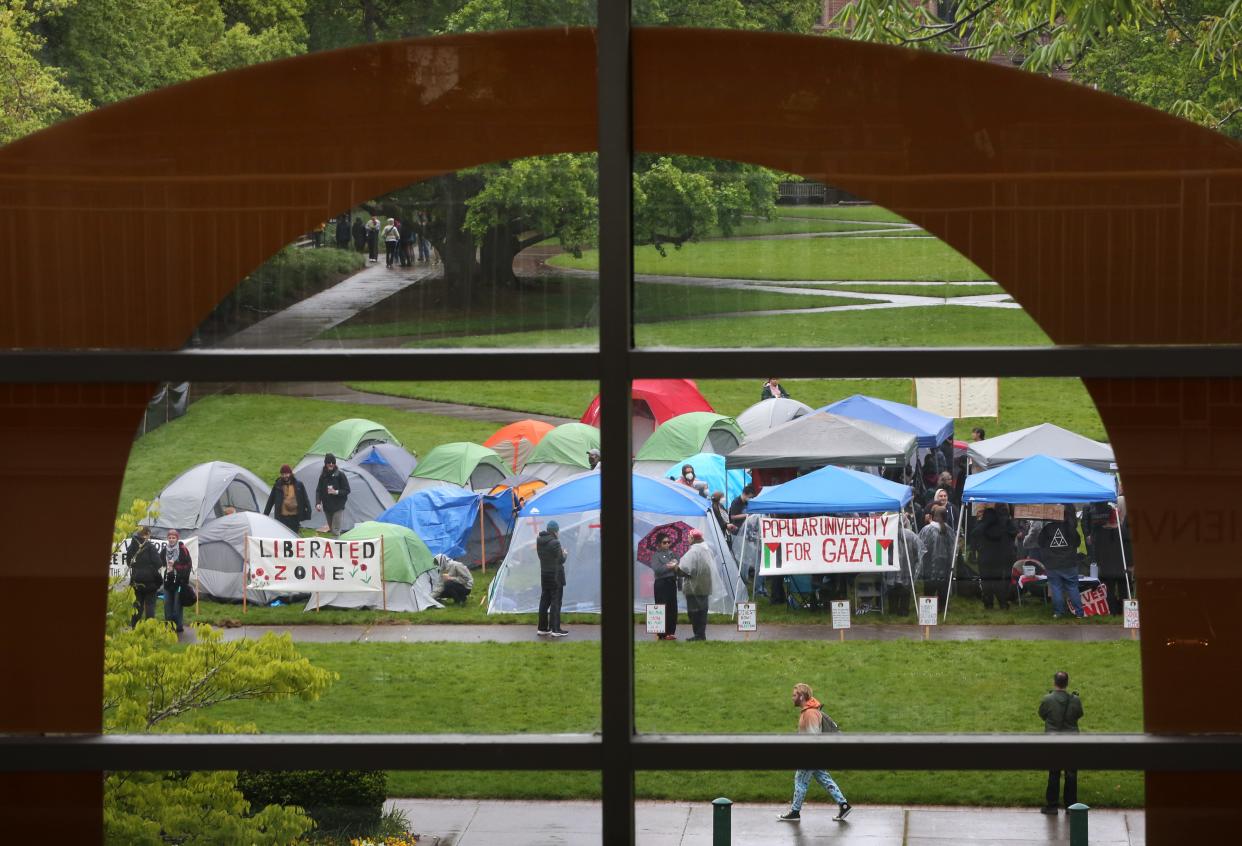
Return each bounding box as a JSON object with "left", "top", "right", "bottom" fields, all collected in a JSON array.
[
  {"left": 967, "top": 423, "right": 1116, "bottom": 473},
  {"left": 147, "top": 460, "right": 268, "bottom": 537},
  {"left": 725, "top": 412, "right": 918, "bottom": 471}
]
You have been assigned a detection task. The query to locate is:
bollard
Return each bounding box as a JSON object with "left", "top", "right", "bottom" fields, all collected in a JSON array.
[
  {"left": 712, "top": 797, "right": 733, "bottom": 846},
  {"left": 1068, "top": 802, "right": 1089, "bottom": 846}
]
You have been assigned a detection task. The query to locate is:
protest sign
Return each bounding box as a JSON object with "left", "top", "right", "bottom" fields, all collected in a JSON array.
[
  {"left": 110, "top": 536, "right": 199, "bottom": 579},
  {"left": 736, "top": 602, "right": 757, "bottom": 632},
  {"left": 645, "top": 604, "right": 666, "bottom": 635},
  {"left": 1013, "top": 504, "right": 1066, "bottom": 521},
  {"left": 245, "top": 536, "right": 382, "bottom": 593},
  {"left": 758, "top": 514, "right": 900, "bottom": 576},
  {"left": 1124, "top": 600, "right": 1140, "bottom": 629},
  {"left": 1081, "top": 583, "right": 1109, "bottom": 616},
  {"left": 918, "top": 596, "right": 938, "bottom": 627},
  {"left": 831, "top": 601, "right": 851, "bottom": 630}
]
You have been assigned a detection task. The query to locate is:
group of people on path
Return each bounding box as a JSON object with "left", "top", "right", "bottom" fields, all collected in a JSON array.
[{"left": 327, "top": 211, "right": 434, "bottom": 267}]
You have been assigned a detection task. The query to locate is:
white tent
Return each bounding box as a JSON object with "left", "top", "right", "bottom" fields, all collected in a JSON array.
[
  {"left": 967, "top": 423, "right": 1116, "bottom": 473},
  {"left": 148, "top": 461, "right": 268, "bottom": 536},
  {"left": 735, "top": 397, "right": 814, "bottom": 436},
  {"left": 194, "top": 511, "right": 297, "bottom": 604},
  {"left": 294, "top": 456, "right": 395, "bottom": 534}
]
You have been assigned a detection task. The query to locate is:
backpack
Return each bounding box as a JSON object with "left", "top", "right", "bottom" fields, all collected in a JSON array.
[{"left": 819, "top": 708, "right": 840, "bottom": 733}]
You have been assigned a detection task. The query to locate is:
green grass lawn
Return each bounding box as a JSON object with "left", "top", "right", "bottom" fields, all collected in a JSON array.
[
  {"left": 772, "top": 205, "right": 911, "bottom": 224},
  {"left": 181, "top": 639, "right": 1142, "bottom": 806},
  {"left": 717, "top": 218, "right": 886, "bottom": 236}
]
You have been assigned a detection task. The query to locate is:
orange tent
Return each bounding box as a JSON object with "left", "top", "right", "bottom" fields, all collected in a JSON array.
[{"left": 484, "top": 420, "right": 555, "bottom": 472}]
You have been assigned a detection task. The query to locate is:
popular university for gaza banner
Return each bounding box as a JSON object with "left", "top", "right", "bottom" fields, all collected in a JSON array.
[
  {"left": 759, "top": 514, "right": 901, "bottom": 575},
  {"left": 246, "top": 536, "right": 383, "bottom": 593}
]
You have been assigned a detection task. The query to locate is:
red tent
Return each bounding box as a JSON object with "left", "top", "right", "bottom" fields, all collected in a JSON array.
[{"left": 580, "top": 379, "right": 714, "bottom": 451}]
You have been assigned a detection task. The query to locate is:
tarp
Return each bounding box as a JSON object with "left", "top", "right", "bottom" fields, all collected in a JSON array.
[
  {"left": 148, "top": 461, "right": 268, "bottom": 535},
  {"left": 745, "top": 464, "right": 913, "bottom": 514},
  {"left": 967, "top": 423, "right": 1116, "bottom": 473},
  {"left": 378, "top": 487, "right": 516, "bottom": 566},
  {"left": 195, "top": 511, "right": 298, "bottom": 604},
  {"left": 725, "top": 412, "right": 918, "bottom": 470},
  {"left": 484, "top": 420, "right": 555, "bottom": 472},
  {"left": 306, "top": 521, "right": 442, "bottom": 612},
  {"left": 523, "top": 422, "right": 601, "bottom": 484},
  {"left": 307, "top": 418, "right": 400, "bottom": 457},
  {"left": 633, "top": 412, "right": 743, "bottom": 471},
  {"left": 294, "top": 455, "right": 396, "bottom": 534},
  {"left": 355, "top": 442, "right": 419, "bottom": 494},
  {"left": 962, "top": 454, "right": 1117, "bottom": 504},
  {"left": 821, "top": 394, "right": 954, "bottom": 448},
  {"left": 735, "top": 397, "right": 813, "bottom": 436},
  {"left": 580, "top": 379, "right": 714, "bottom": 428},
  {"left": 407, "top": 442, "right": 508, "bottom": 489},
  {"left": 521, "top": 470, "right": 711, "bottom": 517},
  {"left": 660, "top": 453, "right": 749, "bottom": 499}
]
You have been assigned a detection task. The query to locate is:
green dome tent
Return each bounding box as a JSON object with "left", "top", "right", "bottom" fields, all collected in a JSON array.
[
  {"left": 632, "top": 412, "right": 744, "bottom": 477},
  {"left": 307, "top": 418, "right": 401, "bottom": 458},
  {"left": 524, "top": 423, "right": 602, "bottom": 484},
  {"left": 402, "top": 442, "right": 508, "bottom": 495},
  {"left": 306, "top": 521, "right": 439, "bottom": 612}
]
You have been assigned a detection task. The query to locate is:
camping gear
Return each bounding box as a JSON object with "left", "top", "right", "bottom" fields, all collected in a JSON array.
[
  {"left": 660, "top": 453, "right": 749, "bottom": 500},
  {"left": 306, "top": 521, "right": 441, "bottom": 612},
  {"left": 378, "top": 487, "right": 516, "bottom": 568},
  {"left": 355, "top": 442, "right": 419, "bottom": 494},
  {"left": 487, "top": 471, "right": 747, "bottom": 616},
  {"left": 726, "top": 412, "right": 917, "bottom": 471},
  {"left": 821, "top": 394, "right": 954, "bottom": 448},
  {"left": 523, "top": 422, "right": 602, "bottom": 484},
  {"left": 735, "top": 397, "right": 813, "bottom": 436},
  {"left": 194, "top": 511, "right": 297, "bottom": 604},
  {"left": 307, "top": 418, "right": 400, "bottom": 458},
  {"left": 294, "top": 455, "right": 396, "bottom": 534},
  {"left": 147, "top": 461, "right": 268, "bottom": 536},
  {"left": 484, "top": 420, "right": 555, "bottom": 472},
  {"left": 402, "top": 442, "right": 508, "bottom": 495},
  {"left": 632, "top": 413, "right": 744, "bottom": 476},
  {"left": 967, "top": 423, "right": 1116, "bottom": 473},
  {"left": 580, "top": 379, "right": 714, "bottom": 451}
]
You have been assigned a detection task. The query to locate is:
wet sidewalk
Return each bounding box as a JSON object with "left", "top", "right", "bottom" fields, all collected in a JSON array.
[{"left": 389, "top": 799, "right": 1144, "bottom": 845}]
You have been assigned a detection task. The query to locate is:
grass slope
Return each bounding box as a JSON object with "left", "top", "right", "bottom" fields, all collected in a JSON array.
[
  {"left": 788, "top": 282, "right": 1009, "bottom": 298},
  {"left": 772, "top": 205, "right": 911, "bottom": 224}
]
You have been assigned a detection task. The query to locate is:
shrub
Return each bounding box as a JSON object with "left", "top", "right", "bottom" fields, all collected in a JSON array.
[{"left": 237, "top": 770, "right": 387, "bottom": 838}]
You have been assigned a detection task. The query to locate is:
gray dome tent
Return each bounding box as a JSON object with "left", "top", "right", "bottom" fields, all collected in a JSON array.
[
  {"left": 195, "top": 511, "right": 298, "bottom": 604},
  {"left": 294, "top": 455, "right": 396, "bottom": 534},
  {"left": 354, "top": 442, "right": 419, "bottom": 494},
  {"left": 735, "top": 397, "right": 813, "bottom": 436},
  {"left": 148, "top": 461, "right": 268, "bottom": 537}
]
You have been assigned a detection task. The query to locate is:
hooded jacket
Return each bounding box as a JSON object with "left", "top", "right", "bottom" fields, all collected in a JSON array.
[
  {"left": 1038, "top": 516, "right": 1081, "bottom": 572},
  {"left": 125, "top": 533, "right": 164, "bottom": 590},
  {"left": 977, "top": 507, "right": 1018, "bottom": 575},
  {"left": 536, "top": 530, "right": 566, "bottom": 586},
  {"left": 316, "top": 466, "right": 351, "bottom": 513},
  {"left": 798, "top": 696, "right": 826, "bottom": 734}
]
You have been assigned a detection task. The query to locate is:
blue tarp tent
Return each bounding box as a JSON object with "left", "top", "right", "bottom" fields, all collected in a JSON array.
[
  {"left": 522, "top": 470, "right": 709, "bottom": 517},
  {"left": 820, "top": 394, "right": 954, "bottom": 448},
  {"left": 378, "top": 487, "right": 515, "bottom": 567},
  {"left": 963, "top": 454, "right": 1116, "bottom": 504},
  {"left": 745, "top": 465, "right": 913, "bottom": 514},
  {"left": 663, "top": 453, "right": 749, "bottom": 500}
]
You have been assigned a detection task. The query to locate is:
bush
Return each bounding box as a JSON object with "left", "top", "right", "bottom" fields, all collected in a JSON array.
[{"left": 236, "top": 770, "right": 387, "bottom": 838}]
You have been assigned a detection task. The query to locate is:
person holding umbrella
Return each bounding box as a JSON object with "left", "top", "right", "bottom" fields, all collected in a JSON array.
[{"left": 650, "top": 532, "right": 680, "bottom": 640}]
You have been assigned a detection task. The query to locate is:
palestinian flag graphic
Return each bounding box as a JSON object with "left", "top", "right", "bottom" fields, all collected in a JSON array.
[
  {"left": 763, "top": 542, "right": 782, "bottom": 569},
  {"left": 876, "top": 538, "right": 893, "bottom": 567}
]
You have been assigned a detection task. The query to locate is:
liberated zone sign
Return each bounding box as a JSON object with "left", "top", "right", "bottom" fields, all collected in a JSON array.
[
  {"left": 246, "top": 536, "right": 382, "bottom": 593},
  {"left": 759, "top": 514, "right": 901, "bottom": 575}
]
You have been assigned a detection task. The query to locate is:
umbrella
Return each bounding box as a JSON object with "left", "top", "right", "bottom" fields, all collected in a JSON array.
[{"left": 636, "top": 521, "right": 695, "bottom": 566}]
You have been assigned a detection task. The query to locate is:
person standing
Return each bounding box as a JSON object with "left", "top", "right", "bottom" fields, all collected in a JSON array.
[
  {"left": 126, "top": 526, "right": 163, "bottom": 627},
  {"left": 352, "top": 216, "right": 367, "bottom": 253},
  {"left": 431, "top": 553, "right": 474, "bottom": 605},
  {"left": 264, "top": 464, "right": 311, "bottom": 534},
  {"left": 536, "top": 521, "right": 568, "bottom": 637},
  {"left": 335, "top": 212, "right": 352, "bottom": 250},
  {"left": 710, "top": 491, "right": 731, "bottom": 536},
  {"left": 675, "top": 530, "right": 714, "bottom": 641},
  {"left": 778, "top": 683, "right": 851, "bottom": 823},
  {"left": 1040, "top": 506, "right": 1084, "bottom": 618},
  {"left": 416, "top": 210, "right": 432, "bottom": 262},
  {"left": 381, "top": 217, "right": 400, "bottom": 267},
  {"left": 676, "top": 464, "right": 696, "bottom": 488},
  {"left": 1039, "top": 670, "right": 1084, "bottom": 814},
  {"left": 161, "top": 529, "right": 193, "bottom": 633},
  {"left": 649, "top": 533, "right": 680, "bottom": 640},
  {"left": 761, "top": 378, "right": 791, "bottom": 400},
  {"left": 587, "top": 447, "right": 601, "bottom": 470},
  {"left": 918, "top": 505, "right": 955, "bottom": 606},
  {"left": 886, "top": 513, "right": 922, "bottom": 617},
  {"left": 315, "top": 453, "right": 351, "bottom": 537},
  {"left": 977, "top": 504, "right": 1018, "bottom": 611},
  {"left": 365, "top": 213, "right": 381, "bottom": 263},
  {"left": 1086, "top": 501, "right": 1129, "bottom": 615}
]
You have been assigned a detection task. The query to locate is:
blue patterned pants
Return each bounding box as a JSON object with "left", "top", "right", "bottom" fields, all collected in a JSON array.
[{"left": 791, "top": 769, "right": 846, "bottom": 811}]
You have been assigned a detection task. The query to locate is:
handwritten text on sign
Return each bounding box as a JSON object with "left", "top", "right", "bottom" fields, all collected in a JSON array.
[
  {"left": 246, "top": 537, "right": 382, "bottom": 593},
  {"left": 758, "top": 514, "right": 900, "bottom": 575},
  {"left": 736, "top": 602, "right": 757, "bottom": 632}
]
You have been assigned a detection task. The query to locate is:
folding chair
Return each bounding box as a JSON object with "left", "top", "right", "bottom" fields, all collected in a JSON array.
[{"left": 1011, "top": 558, "right": 1048, "bottom": 606}]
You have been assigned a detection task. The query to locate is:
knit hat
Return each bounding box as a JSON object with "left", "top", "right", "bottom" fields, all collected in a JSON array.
[
  {"left": 547, "top": 520, "right": 560, "bottom": 533},
  {"left": 280, "top": 464, "right": 292, "bottom": 475},
  {"left": 324, "top": 453, "right": 337, "bottom": 465}
]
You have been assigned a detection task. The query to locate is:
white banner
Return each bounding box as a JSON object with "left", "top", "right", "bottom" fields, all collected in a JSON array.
[
  {"left": 915, "top": 377, "right": 999, "bottom": 419},
  {"left": 110, "top": 536, "right": 199, "bottom": 579},
  {"left": 758, "top": 514, "right": 900, "bottom": 575},
  {"left": 245, "top": 536, "right": 383, "bottom": 593}
]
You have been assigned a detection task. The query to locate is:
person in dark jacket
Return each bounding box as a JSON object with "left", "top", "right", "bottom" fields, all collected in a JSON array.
[
  {"left": 1085, "top": 502, "right": 1129, "bottom": 614},
  {"left": 264, "top": 464, "right": 311, "bottom": 533},
  {"left": 335, "top": 213, "right": 352, "bottom": 250},
  {"left": 315, "top": 453, "right": 351, "bottom": 537},
  {"left": 760, "top": 377, "right": 791, "bottom": 400},
  {"left": 536, "top": 521, "right": 568, "bottom": 637},
  {"left": 351, "top": 216, "right": 366, "bottom": 252},
  {"left": 1038, "top": 670, "right": 1084, "bottom": 813},
  {"left": 648, "top": 533, "right": 680, "bottom": 640},
  {"left": 977, "top": 504, "right": 1018, "bottom": 610},
  {"left": 125, "top": 527, "right": 163, "bottom": 627},
  {"left": 1039, "top": 506, "right": 1084, "bottom": 618},
  {"left": 161, "top": 528, "right": 193, "bottom": 633}
]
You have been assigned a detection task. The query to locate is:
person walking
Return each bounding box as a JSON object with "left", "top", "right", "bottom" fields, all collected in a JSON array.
[
  {"left": 1040, "top": 506, "right": 1084, "bottom": 618},
  {"left": 536, "top": 521, "right": 568, "bottom": 637},
  {"left": 352, "top": 216, "right": 366, "bottom": 253},
  {"left": 416, "top": 210, "right": 432, "bottom": 262},
  {"left": 918, "top": 505, "right": 955, "bottom": 606},
  {"left": 675, "top": 530, "right": 714, "bottom": 640},
  {"left": 263, "top": 464, "right": 311, "bottom": 534},
  {"left": 315, "top": 453, "right": 351, "bottom": 537},
  {"left": 1039, "top": 670, "right": 1084, "bottom": 814},
  {"left": 381, "top": 217, "right": 400, "bottom": 267},
  {"left": 778, "top": 683, "right": 851, "bottom": 823},
  {"left": 398, "top": 218, "right": 415, "bottom": 266},
  {"left": 649, "top": 533, "right": 680, "bottom": 640},
  {"left": 125, "top": 526, "right": 164, "bottom": 627},
  {"left": 161, "top": 529, "right": 193, "bottom": 633},
  {"left": 365, "top": 213, "right": 380, "bottom": 263},
  {"left": 977, "top": 503, "right": 1018, "bottom": 611},
  {"left": 431, "top": 553, "right": 474, "bottom": 605}
]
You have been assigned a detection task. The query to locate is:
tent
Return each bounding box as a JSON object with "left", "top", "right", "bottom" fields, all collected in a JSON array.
[
  {"left": 967, "top": 423, "right": 1116, "bottom": 473},
  {"left": 307, "top": 521, "right": 442, "bottom": 612},
  {"left": 401, "top": 442, "right": 509, "bottom": 495},
  {"left": 294, "top": 455, "right": 396, "bottom": 534},
  {"left": 378, "top": 487, "right": 517, "bottom": 568},
  {"left": 745, "top": 464, "right": 914, "bottom": 514},
  {"left": 355, "top": 442, "right": 419, "bottom": 494},
  {"left": 484, "top": 420, "right": 555, "bottom": 472},
  {"left": 661, "top": 453, "right": 749, "bottom": 500},
  {"left": 487, "top": 471, "right": 747, "bottom": 616},
  {"left": 821, "top": 394, "right": 954, "bottom": 448},
  {"left": 632, "top": 413, "right": 744, "bottom": 476},
  {"left": 195, "top": 511, "right": 297, "bottom": 604},
  {"left": 148, "top": 461, "right": 268, "bottom": 536},
  {"left": 725, "top": 412, "right": 918, "bottom": 471},
  {"left": 523, "top": 422, "right": 602, "bottom": 484},
  {"left": 735, "top": 397, "right": 813, "bottom": 436},
  {"left": 307, "top": 418, "right": 400, "bottom": 458},
  {"left": 962, "top": 454, "right": 1117, "bottom": 504},
  {"left": 580, "top": 379, "right": 714, "bottom": 451}
]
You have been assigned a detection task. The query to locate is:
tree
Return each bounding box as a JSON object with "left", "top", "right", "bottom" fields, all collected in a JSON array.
[{"left": 0, "top": 1, "right": 89, "bottom": 144}]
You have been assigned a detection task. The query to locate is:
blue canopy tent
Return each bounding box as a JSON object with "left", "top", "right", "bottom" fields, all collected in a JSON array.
[
  {"left": 663, "top": 452, "right": 749, "bottom": 501},
  {"left": 377, "top": 487, "right": 515, "bottom": 568},
  {"left": 521, "top": 471, "right": 710, "bottom": 517},
  {"left": 820, "top": 394, "right": 954, "bottom": 448}
]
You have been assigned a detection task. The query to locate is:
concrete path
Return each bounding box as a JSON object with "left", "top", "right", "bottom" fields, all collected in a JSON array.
[
  {"left": 390, "top": 799, "right": 1145, "bottom": 845},
  {"left": 207, "top": 622, "right": 1136, "bottom": 644}
]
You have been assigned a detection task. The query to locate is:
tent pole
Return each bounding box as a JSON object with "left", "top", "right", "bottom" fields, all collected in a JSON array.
[
  {"left": 1112, "top": 503, "right": 1133, "bottom": 600},
  {"left": 905, "top": 502, "right": 918, "bottom": 612},
  {"left": 380, "top": 534, "right": 387, "bottom": 611},
  {"left": 242, "top": 533, "right": 248, "bottom": 615},
  {"left": 942, "top": 503, "right": 967, "bottom": 622},
  {"left": 480, "top": 502, "right": 487, "bottom": 574}
]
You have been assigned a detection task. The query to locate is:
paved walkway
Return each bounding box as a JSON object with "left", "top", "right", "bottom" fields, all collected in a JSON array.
[
  {"left": 207, "top": 623, "right": 1136, "bottom": 644},
  {"left": 390, "top": 799, "right": 1145, "bottom": 845}
]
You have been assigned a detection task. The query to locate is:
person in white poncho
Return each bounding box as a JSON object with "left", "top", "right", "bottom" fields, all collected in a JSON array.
[{"left": 674, "top": 530, "right": 715, "bottom": 641}]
